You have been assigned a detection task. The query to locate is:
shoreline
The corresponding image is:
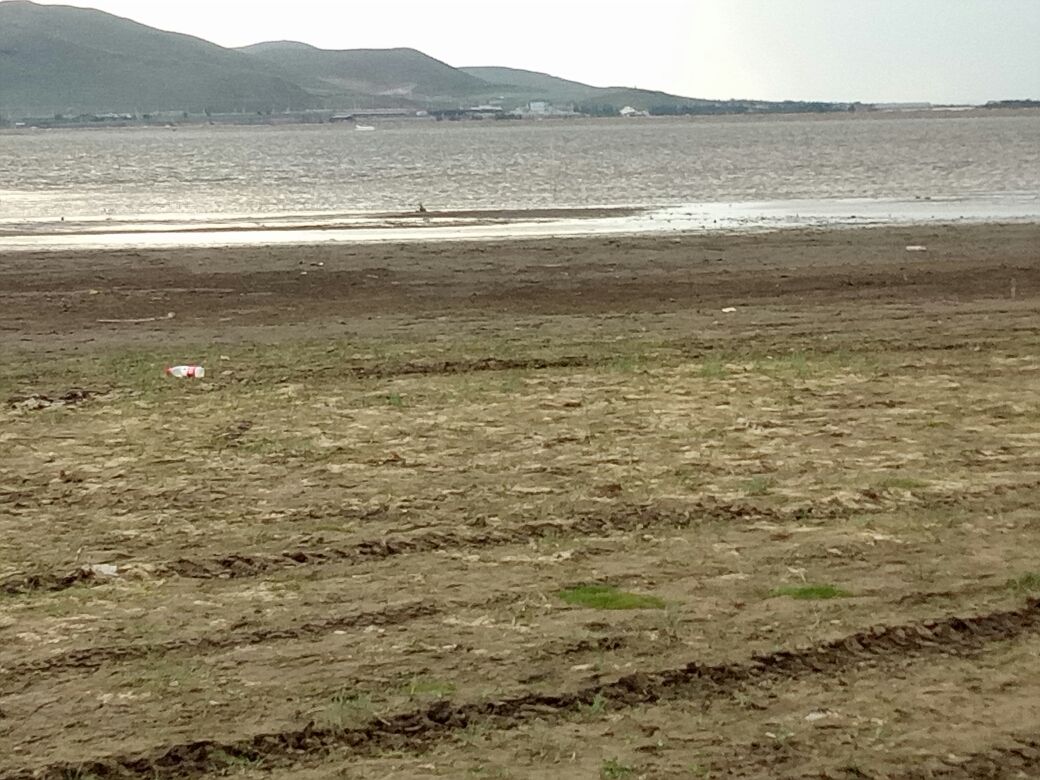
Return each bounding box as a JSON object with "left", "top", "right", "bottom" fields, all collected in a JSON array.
[{"left": 1, "top": 196, "right": 1037, "bottom": 252}]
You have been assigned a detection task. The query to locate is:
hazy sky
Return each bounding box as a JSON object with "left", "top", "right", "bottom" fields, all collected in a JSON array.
[{"left": 18, "top": 0, "right": 1040, "bottom": 102}]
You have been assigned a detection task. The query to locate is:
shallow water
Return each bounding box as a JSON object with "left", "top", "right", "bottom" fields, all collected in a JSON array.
[
  {"left": 0, "top": 196, "right": 1034, "bottom": 251},
  {"left": 1, "top": 113, "right": 1037, "bottom": 248}
]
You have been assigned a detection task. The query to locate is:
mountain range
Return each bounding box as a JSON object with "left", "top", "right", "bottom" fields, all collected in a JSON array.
[{"left": 0, "top": 1, "right": 848, "bottom": 119}]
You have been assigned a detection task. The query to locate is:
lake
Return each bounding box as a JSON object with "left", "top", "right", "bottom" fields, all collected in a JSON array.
[{"left": 1, "top": 112, "right": 1037, "bottom": 248}]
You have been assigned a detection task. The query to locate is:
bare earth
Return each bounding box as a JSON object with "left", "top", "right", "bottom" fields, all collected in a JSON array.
[{"left": 1, "top": 223, "right": 1040, "bottom": 779}]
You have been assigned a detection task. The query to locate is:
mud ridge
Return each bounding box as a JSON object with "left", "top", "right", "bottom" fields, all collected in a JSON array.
[
  {"left": 894, "top": 735, "right": 1040, "bottom": 779},
  {"left": 654, "top": 732, "right": 1040, "bottom": 779},
  {"left": 7, "top": 474, "right": 1038, "bottom": 598},
  {"left": 345, "top": 355, "right": 593, "bottom": 379},
  {"left": 218, "top": 355, "right": 597, "bottom": 388},
  {"left": 9, "top": 600, "right": 1040, "bottom": 780},
  {"left": 0, "top": 601, "right": 436, "bottom": 686},
  {"left": 0, "top": 501, "right": 776, "bottom": 596},
  {"left": 159, "top": 501, "right": 773, "bottom": 580},
  {"left": 6, "top": 387, "right": 101, "bottom": 411}
]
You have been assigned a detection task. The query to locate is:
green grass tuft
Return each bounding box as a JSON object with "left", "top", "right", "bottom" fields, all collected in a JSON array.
[
  {"left": 699, "top": 356, "right": 728, "bottom": 379},
  {"left": 558, "top": 584, "right": 665, "bottom": 610},
  {"left": 771, "top": 584, "right": 852, "bottom": 600},
  {"left": 405, "top": 676, "right": 456, "bottom": 698},
  {"left": 742, "top": 476, "right": 774, "bottom": 496},
  {"left": 578, "top": 692, "right": 608, "bottom": 719},
  {"left": 1007, "top": 572, "right": 1040, "bottom": 592},
  {"left": 209, "top": 748, "right": 263, "bottom": 770},
  {"left": 600, "top": 758, "right": 635, "bottom": 779},
  {"left": 322, "top": 691, "right": 375, "bottom": 729}
]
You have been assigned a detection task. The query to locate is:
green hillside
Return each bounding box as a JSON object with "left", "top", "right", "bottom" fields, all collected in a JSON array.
[
  {"left": 0, "top": 1, "right": 318, "bottom": 116},
  {"left": 240, "top": 42, "right": 489, "bottom": 106},
  {"left": 0, "top": 1, "right": 849, "bottom": 120},
  {"left": 460, "top": 66, "right": 600, "bottom": 102},
  {"left": 461, "top": 66, "right": 728, "bottom": 113}
]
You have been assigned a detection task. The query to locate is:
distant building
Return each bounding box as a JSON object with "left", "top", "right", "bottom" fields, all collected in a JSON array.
[
  {"left": 467, "top": 105, "right": 506, "bottom": 118},
  {"left": 619, "top": 106, "right": 650, "bottom": 118},
  {"left": 330, "top": 109, "right": 418, "bottom": 122},
  {"left": 517, "top": 101, "right": 580, "bottom": 118}
]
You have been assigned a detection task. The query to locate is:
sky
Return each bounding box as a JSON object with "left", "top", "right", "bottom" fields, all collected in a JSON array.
[{"left": 15, "top": 0, "right": 1040, "bottom": 103}]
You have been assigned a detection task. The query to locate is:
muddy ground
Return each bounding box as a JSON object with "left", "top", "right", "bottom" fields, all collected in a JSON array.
[{"left": 1, "top": 223, "right": 1040, "bottom": 779}]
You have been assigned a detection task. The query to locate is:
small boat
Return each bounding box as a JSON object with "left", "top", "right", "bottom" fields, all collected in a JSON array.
[{"left": 355, "top": 124, "right": 375, "bottom": 132}]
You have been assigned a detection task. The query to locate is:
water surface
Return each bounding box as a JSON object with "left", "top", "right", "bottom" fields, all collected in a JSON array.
[{"left": 1, "top": 113, "right": 1037, "bottom": 248}]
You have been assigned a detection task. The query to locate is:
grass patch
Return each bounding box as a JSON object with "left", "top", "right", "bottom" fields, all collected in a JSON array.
[
  {"left": 875, "top": 475, "right": 929, "bottom": 491},
  {"left": 742, "top": 475, "right": 774, "bottom": 496},
  {"left": 134, "top": 659, "right": 212, "bottom": 693},
  {"left": 210, "top": 749, "right": 263, "bottom": 771},
  {"left": 405, "top": 676, "right": 456, "bottom": 698},
  {"left": 784, "top": 351, "right": 810, "bottom": 377},
  {"left": 600, "top": 758, "right": 635, "bottom": 779},
  {"left": 771, "top": 584, "right": 852, "bottom": 600},
  {"left": 61, "top": 771, "right": 103, "bottom": 780},
  {"left": 699, "top": 356, "right": 728, "bottom": 379},
  {"left": 466, "top": 767, "right": 512, "bottom": 779},
  {"left": 756, "top": 350, "right": 812, "bottom": 378},
  {"left": 322, "top": 691, "right": 375, "bottom": 729},
  {"left": 577, "top": 692, "right": 608, "bottom": 720},
  {"left": 558, "top": 584, "right": 665, "bottom": 610},
  {"left": 608, "top": 355, "right": 636, "bottom": 373},
  {"left": 1007, "top": 572, "right": 1040, "bottom": 592}
]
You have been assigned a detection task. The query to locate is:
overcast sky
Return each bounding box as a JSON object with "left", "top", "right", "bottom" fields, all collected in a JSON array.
[{"left": 19, "top": 0, "right": 1040, "bottom": 103}]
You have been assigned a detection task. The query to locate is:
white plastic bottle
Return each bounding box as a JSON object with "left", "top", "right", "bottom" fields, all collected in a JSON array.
[{"left": 165, "top": 365, "right": 205, "bottom": 378}]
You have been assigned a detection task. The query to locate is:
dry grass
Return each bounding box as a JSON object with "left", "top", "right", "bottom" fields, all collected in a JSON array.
[{"left": 4, "top": 224, "right": 1040, "bottom": 779}]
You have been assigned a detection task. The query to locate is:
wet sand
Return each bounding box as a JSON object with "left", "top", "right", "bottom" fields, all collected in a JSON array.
[
  {"left": 2, "top": 222, "right": 1037, "bottom": 347},
  {"left": 1, "top": 196, "right": 1036, "bottom": 251}
]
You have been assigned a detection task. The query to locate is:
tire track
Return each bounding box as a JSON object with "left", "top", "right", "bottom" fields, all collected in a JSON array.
[
  {"left": 639, "top": 733, "right": 1040, "bottom": 779},
  {"left": 1, "top": 601, "right": 636, "bottom": 688},
  {"left": 6, "top": 473, "right": 1040, "bottom": 598},
  {"left": 895, "top": 736, "right": 1040, "bottom": 779},
  {"left": 343, "top": 355, "right": 593, "bottom": 379},
  {"left": 0, "top": 501, "right": 775, "bottom": 596},
  {"left": 0, "top": 600, "right": 437, "bottom": 687},
  {"left": 241, "top": 355, "right": 598, "bottom": 385},
  {"left": 7, "top": 600, "right": 1039, "bottom": 780}
]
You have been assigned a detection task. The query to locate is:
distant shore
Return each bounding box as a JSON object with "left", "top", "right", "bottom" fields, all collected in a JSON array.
[{"left": 3, "top": 105, "right": 1038, "bottom": 132}]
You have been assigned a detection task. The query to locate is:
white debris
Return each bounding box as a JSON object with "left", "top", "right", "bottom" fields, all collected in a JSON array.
[
  {"left": 87, "top": 563, "right": 119, "bottom": 577},
  {"left": 805, "top": 709, "right": 836, "bottom": 722}
]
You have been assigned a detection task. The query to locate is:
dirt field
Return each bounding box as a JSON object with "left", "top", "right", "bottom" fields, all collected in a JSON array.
[{"left": 2, "top": 223, "right": 1040, "bottom": 779}]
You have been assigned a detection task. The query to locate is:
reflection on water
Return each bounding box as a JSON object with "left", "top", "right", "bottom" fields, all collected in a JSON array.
[
  {"left": 1, "top": 113, "right": 1038, "bottom": 249},
  {"left": 1, "top": 197, "right": 1036, "bottom": 252}
]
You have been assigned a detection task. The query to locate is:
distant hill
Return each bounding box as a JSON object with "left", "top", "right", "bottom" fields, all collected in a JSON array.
[
  {"left": 240, "top": 42, "right": 489, "bottom": 106},
  {"left": 461, "top": 67, "right": 721, "bottom": 114},
  {"left": 0, "top": 1, "right": 317, "bottom": 116},
  {"left": 460, "top": 66, "right": 601, "bottom": 102},
  {"left": 0, "top": 1, "right": 852, "bottom": 120},
  {"left": 461, "top": 66, "right": 844, "bottom": 116}
]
